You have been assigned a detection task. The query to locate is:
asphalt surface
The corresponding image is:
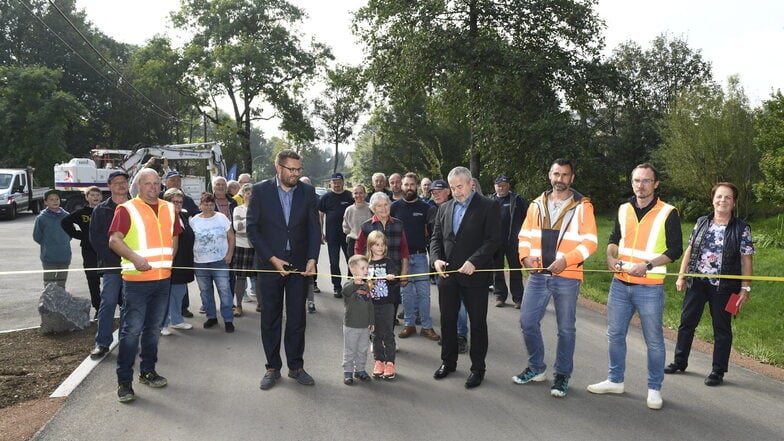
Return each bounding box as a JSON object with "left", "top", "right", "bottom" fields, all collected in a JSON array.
[{"left": 2, "top": 215, "right": 783, "bottom": 440}]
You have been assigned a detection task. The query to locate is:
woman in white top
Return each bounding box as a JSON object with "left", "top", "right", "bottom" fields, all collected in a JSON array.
[
  {"left": 190, "top": 192, "right": 236, "bottom": 333},
  {"left": 231, "top": 183, "right": 255, "bottom": 317}
]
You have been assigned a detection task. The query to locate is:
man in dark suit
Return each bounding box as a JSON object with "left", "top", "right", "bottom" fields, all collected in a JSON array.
[
  {"left": 430, "top": 166, "right": 501, "bottom": 388},
  {"left": 247, "top": 150, "right": 321, "bottom": 390}
]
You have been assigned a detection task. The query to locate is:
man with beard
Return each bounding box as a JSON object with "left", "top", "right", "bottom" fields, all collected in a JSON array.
[{"left": 391, "top": 173, "right": 440, "bottom": 341}]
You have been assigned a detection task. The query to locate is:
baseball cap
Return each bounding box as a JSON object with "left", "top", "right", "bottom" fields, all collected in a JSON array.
[
  {"left": 44, "top": 189, "right": 61, "bottom": 199},
  {"left": 330, "top": 172, "right": 345, "bottom": 181},
  {"left": 107, "top": 170, "right": 130, "bottom": 183},
  {"left": 430, "top": 180, "right": 448, "bottom": 190},
  {"left": 494, "top": 175, "right": 509, "bottom": 184},
  {"left": 164, "top": 170, "right": 181, "bottom": 179}
]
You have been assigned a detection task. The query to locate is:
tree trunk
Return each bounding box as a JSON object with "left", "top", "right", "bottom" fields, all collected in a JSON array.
[{"left": 333, "top": 140, "right": 340, "bottom": 174}]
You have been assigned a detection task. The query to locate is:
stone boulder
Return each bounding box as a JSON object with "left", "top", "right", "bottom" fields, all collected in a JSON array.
[{"left": 38, "top": 283, "right": 91, "bottom": 333}]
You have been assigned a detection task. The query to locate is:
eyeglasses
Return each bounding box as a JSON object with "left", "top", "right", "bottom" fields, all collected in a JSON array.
[
  {"left": 279, "top": 163, "right": 303, "bottom": 174},
  {"left": 632, "top": 178, "right": 655, "bottom": 185}
]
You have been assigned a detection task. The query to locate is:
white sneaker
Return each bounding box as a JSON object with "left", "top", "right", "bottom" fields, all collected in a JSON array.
[
  {"left": 647, "top": 389, "right": 663, "bottom": 410},
  {"left": 587, "top": 379, "right": 625, "bottom": 394},
  {"left": 170, "top": 322, "right": 193, "bottom": 330},
  {"left": 160, "top": 327, "right": 172, "bottom": 336}
]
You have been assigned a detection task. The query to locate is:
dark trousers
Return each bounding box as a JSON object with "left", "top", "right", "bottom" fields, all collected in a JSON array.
[
  {"left": 346, "top": 238, "right": 357, "bottom": 261},
  {"left": 371, "top": 303, "right": 396, "bottom": 363},
  {"left": 82, "top": 247, "right": 101, "bottom": 310},
  {"left": 493, "top": 241, "right": 524, "bottom": 303},
  {"left": 327, "top": 232, "right": 349, "bottom": 291},
  {"left": 257, "top": 271, "right": 307, "bottom": 371},
  {"left": 673, "top": 278, "right": 734, "bottom": 373},
  {"left": 438, "top": 278, "right": 488, "bottom": 373}
]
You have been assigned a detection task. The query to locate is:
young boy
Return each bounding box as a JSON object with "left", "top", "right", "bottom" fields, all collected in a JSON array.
[
  {"left": 32, "top": 189, "right": 72, "bottom": 288},
  {"left": 61, "top": 186, "right": 102, "bottom": 316},
  {"left": 342, "top": 254, "right": 375, "bottom": 385}
]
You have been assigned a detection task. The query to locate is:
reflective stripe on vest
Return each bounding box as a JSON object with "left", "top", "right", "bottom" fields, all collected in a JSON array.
[
  {"left": 120, "top": 198, "right": 175, "bottom": 281},
  {"left": 616, "top": 199, "right": 673, "bottom": 285}
]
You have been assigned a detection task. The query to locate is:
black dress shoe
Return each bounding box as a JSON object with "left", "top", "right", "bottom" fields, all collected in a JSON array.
[
  {"left": 704, "top": 371, "right": 724, "bottom": 386},
  {"left": 664, "top": 363, "right": 686, "bottom": 374},
  {"left": 465, "top": 372, "right": 484, "bottom": 389},
  {"left": 433, "top": 364, "right": 456, "bottom": 379}
]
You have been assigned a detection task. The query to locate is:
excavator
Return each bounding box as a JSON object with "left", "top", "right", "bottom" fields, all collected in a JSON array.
[{"left": 53, "top": 142, "right": 226, "bottom": 212}]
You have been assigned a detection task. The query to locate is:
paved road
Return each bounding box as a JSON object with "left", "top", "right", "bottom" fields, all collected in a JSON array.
[
  {"left": 3, "top": 216, "right": 782, "bottom": 439},
  {"left": 0, "top": 213, "right": 91, "bottom": 331},
  {"left": 23, "top": 244, "right": 784, "bottom": 441}
]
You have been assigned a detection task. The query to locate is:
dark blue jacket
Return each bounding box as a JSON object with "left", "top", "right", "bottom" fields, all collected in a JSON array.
[{"left": 89, "top": 198, "right": 122, "bottom": 273}]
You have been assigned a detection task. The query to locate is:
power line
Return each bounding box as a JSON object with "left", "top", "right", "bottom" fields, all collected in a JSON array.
[
  {"left": 46, "top": 0, "right": 180, "bottom": 121},
  {"left": 12, "top": 0, "right": 178, "bottom": 122}
]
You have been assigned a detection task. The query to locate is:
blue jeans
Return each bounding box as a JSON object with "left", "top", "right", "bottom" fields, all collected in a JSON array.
[
  {"left": 520, "top": 273, "right": 580, "bottom": 376},
  {"left": 606, "top": 278, "right": 666, "bottom": 390},
  {"left": 195, "top": 260, "right": 233, "bottom": 323},
  {"left": 401, "top": 253, "right": 433, "bottom": 328},
  {"left": 163, "top": 283, "right": 187, "bottom": 327},
  {"left": 116, "top": 278, "right": 170, "bottom": 384},
  {"left": 95, "top": 272, "right": 123, "bottom": 348}
]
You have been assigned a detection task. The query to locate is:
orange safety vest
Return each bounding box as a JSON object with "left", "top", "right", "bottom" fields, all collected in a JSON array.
[
  {"left": 615, "top": 199, "right": 674, "bottom": 285},
  {"left": 119, "top": 197, "right": 175, "bottom": 282},
  {"left": 518, "top": 191, "right": 598, "bottom": 281}
]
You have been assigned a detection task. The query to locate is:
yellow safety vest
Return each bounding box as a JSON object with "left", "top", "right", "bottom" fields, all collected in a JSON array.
[{"left": 120, "top": 197, "right": 175, "bottom": 282}]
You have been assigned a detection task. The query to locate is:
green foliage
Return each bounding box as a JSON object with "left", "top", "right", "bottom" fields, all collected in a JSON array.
[
  {"left": 656, "top": 77, "right": 759, "bottom": 218},
  {"left": 0, "top": 65, "right": 85, "bottom": 185},
  {"left": 173, "top": 0, "right": 331, "bottom": 173},
  {"left": 313, "top": 64, "right": 368, "bottom": 174},
  {"left": 754, "top": 91, "right": 784, "bottom": 207}
]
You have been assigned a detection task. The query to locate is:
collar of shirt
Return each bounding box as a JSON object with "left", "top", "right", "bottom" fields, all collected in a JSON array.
[
  {"left": 276, "top": 176, "right": 297, "bottom": 193},
  {"left": 370, "top": 215, "right": 397, "bottom": 224}
]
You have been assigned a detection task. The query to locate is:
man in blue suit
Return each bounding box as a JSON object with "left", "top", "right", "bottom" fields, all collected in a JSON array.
[{"left": 247, "top": 150, "right": 321, "bottom": 390}]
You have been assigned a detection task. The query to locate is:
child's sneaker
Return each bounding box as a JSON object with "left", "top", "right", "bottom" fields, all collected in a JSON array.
[
  {"left": 383, "top": 362, "right": 396, "bottom": 379},
  {"left": 373, "top": 360, "right": 385, "bottom": 378},
  {"left": 354, "top": 370, "right": 371, "bottom": 381},
  {"left": 343, "top": 372, "right": 354, "bottom": 385}
]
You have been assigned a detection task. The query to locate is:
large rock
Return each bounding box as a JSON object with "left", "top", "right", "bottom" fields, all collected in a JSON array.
[{"left": 38, "top": 283, "right": 91, "bottom": 333}]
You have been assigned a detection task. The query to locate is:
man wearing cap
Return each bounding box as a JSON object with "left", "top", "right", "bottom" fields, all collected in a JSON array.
[
  {"left": 490, "top": 175, "right": 529, "bottom": 308},
  {"left": 88, "top": 170, "right": 130, "bottom": 359},
  {"left": 392, "top": 173, "right": 440, "bottom": 341},
  {"left": 318, "top": 172, "right": 354, "bottom": 297},
  {"left": 162, "top": 170, "right": 200, "bottom": 217}
]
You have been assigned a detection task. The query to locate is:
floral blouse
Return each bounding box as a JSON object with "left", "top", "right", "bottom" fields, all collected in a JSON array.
[{"left": 689, "top": 221, "right": 754, "bottom": 286}]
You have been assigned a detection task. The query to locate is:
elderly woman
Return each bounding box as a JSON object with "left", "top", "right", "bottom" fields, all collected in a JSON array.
[
  {"left": 665, "top": 182, "right": 754, "bottom": 386},
  {"left": 231, "top": 183, "right": 255, "bottom": 316},
  {"left": 160, "top": 188, "right": 195, "bottom": 335},
  {"left": 191, "top": 192, "right": 236, "bottom": 333}
]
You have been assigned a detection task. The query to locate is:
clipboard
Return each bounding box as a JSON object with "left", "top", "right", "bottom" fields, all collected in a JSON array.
[{"left": 725, "top": 293, "right": 741, "bottom": 316}]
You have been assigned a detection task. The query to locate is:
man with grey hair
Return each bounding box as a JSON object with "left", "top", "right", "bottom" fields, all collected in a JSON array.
[
  {"left": 366, "top": 172, "right": 392, "bottom": 201},
  {"left": 431, "top": 166, "right": 501, "bottom": 389}
]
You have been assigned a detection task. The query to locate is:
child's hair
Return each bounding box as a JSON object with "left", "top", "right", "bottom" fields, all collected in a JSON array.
[
  {"left": 365, "top": 230, "right": 388, "bottom": 260},
  {"left": 84, "top": 186, "right": 101, "bottom": 196},
  {"left": 348, "top": 254, "right": 368, "bottom": 270}
]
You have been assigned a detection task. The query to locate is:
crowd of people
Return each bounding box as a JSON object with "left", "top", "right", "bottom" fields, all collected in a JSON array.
[{"left": 31, "top": 153, "right": 754, "bottom": 408}]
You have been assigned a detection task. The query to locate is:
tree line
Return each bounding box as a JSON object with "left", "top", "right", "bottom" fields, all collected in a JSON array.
[{"left": 1, "top": 0, "right": 782, "bottom": 219}]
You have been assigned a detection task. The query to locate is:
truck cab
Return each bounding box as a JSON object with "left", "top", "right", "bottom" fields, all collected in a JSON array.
[{"left": 0, "top": 168, "right": 49, "bottom": 220}]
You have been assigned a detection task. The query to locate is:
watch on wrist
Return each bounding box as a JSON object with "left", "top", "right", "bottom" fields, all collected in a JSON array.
[
  {"left": 645, "top": 261, "right": 654, "bottom": 271},
  {"left": 741, "top": 286, "right": 751, "bottom": 293}
]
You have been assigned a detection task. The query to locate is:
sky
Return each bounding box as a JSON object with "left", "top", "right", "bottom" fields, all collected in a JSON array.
[{"left": 76, "top": 0, "right": 783, "bottom": 141}]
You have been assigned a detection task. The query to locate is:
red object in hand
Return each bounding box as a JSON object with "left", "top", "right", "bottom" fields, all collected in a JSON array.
[{"left": 725, "top": 293, "right": 741, "bottom": 316}]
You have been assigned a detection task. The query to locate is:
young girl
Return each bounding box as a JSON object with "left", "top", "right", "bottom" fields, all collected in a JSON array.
[{"left": 365, "top": 230, "right": 400, "bottom": 379}]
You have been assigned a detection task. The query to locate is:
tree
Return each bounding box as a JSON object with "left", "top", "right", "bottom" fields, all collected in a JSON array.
[
  {"left": 313, "top": 64, "right": 368, "bottom": 174},
  {"left": 0, "top": 65, "right": 85, "bottom": 185},
  {"left": 353, "top": 0, "right": 605, "bottom": 180},
  {"left": 657, "top": 77, "right": 758, "bottom": 218},
  {"left": 754, "top": 90, "right": 784, "bottom": 208},
  {"left": 172, "top": 0, "right": 331, "bottom": 174}
]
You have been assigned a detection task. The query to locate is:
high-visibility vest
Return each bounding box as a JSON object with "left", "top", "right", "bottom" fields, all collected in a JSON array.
[
  {"left": 120, "top": 197, "right": 175, "bottom": 281},
  {"left": 615, "top": 199, "right": 674, "bottom": 285},
  {"left": 517, "top": 191, "right": 598, "bottom": 281}
]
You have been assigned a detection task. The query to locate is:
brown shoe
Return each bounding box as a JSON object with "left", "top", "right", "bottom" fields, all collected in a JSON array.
[
  {"left": 495, "top": 299, "right": 506, "bottom": 307},
  {"left": 233, "top": 306, "right": 242, "bottom": 317},
  {"left": 398, "top": 326, "right": 416, "bottom": 338},
  {"left": 420, "top": 328, "right": 441, "bottom": 341}
]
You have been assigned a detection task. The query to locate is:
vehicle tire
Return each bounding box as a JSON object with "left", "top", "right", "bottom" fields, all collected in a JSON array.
[
  {"left": 9, "top": 202, "right": 17, "bottom": 220},
  {"left": 30, "top": 200, "right": 41, "bottom": 214}
]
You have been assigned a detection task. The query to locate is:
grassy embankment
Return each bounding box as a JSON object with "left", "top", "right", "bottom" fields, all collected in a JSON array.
[{"left": 579, "top": 213, "right": 784, "bottom": 368}]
